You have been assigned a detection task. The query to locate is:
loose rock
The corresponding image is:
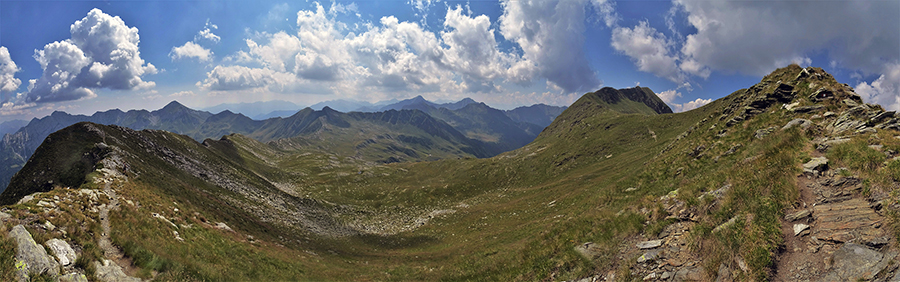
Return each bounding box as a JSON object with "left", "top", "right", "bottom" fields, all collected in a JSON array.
[
  {"left": 636, "top": 239, "right": 663, "bottom": 249},
  {"left": 45, "top": 239, "right": 77, "bottom": 266}
]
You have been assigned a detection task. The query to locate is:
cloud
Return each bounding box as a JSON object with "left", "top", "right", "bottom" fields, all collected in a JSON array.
[
  {"left": 676, "top": 0, "right": 899, "bottom": 76},
  {"left": 590, "top": 0, "right": 618, "bottom": 28},
  {"left": 855, "top": 64, "right": 900, "bottom": 111},
  {"left": 611, "top": 21, "right": 682, "bottom": 83},
  {"left": 656, "top": 89, "right": 710, "bottom": 112},
  {"left": 657, "top": 89, "right": 680, "bottom": 104},
  {"left": 674, "top": 98, "right": 711, "bottom": 112},
  {"left": 0, "top": 46, "right": 21, "bottom": 93},
  {"left": 329, "top": 2, "right": 359, "bottom": 16},
  {"left": 169, "top": 90, "right": 195, "bottom": 97},
  {"left": 439, "top": 6, "right": 509, "bottom": 92},
  {"left": 499, "top": 0, "right": 601, "bottom": 93},
  {"left": 198, "top": 65, "right": 298, "bottom": 91},
  {"left": 196, "top": 20, "right": 221, "bottom": 43},
  {"left": 21, "top": 8, "right": 156, "bottom": 104},
  {"left": 207, "top": 1, "right": 608, "bottom": 98},
  {"left": 170, "top": 42, "right": 213, "bottom": 62}
]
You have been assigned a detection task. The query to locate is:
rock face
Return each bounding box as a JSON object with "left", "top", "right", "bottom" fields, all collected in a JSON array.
[{"left": 8, "top": 225, "right": 59, "bottom": 280}]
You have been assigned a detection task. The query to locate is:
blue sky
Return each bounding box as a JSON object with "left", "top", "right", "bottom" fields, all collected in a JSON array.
[{"left": 0, "top": 0, "right": 898, "bottom": 122}]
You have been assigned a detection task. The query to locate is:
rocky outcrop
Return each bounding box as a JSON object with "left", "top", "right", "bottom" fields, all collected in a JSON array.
[
  {"left": 821, "top": 243, "right": 894, "bottom": 281},
  {"left": 8, "top": 224, "right": 59, "bottom": 280}
]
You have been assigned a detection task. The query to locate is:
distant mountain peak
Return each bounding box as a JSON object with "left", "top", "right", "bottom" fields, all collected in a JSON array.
[
  {"left": 581, "top": 86, "right": 672, "bottom": 115},
  {"left": 163, "top": 100, "right": 187, "bottom": 109}
]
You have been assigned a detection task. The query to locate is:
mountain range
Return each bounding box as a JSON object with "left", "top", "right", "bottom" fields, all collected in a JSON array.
[{"left": 0, "top": 98, "right": 565, "bottom": 193}]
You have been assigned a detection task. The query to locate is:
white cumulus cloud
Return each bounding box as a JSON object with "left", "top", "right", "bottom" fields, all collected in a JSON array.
[
  {"left": 499, "top": 0, "right": 601, "bottom": 93},
  {"left": 170, "top": 42, "right": 213, "bottom": 62},
  {"left": 656, "top": 89, "right": 710, "bottom": 112},
  {"left": 676, "top": 0, "right": 898, "bottom": 76},
  {"left": 611, "top": 21, "right": 682, "bottom": 83},
  {"left": 199, "top": 65, "right": 298, "bottom": 91},
  {"left": 0, "top": 46, "right": 21, "bottom": 93},
  {"left": 196, "top": 20, "right": 221, "bottom": 43},
  {"left": 855, "top": 64, "right": 900, "bottom": 111},
  {"left": 22, "top": 8, "right": 156, "bottom": 104}
]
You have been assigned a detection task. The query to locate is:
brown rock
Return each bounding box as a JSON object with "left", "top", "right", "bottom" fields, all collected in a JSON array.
[{"left": 812, "top": 198, "right": 883, "bottom": 243}]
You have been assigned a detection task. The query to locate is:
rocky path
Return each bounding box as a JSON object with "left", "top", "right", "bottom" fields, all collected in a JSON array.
[
  {"left": 773, "top": 145, "right": 898, "bottom": 281},
  {"left": 94, "top": 181, "right": 142, "bottom": 282}
]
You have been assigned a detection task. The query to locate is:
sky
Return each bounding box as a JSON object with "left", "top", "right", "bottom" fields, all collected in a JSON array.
[{"left": 0, "top": 0, "right": 898, "bottom": 122}]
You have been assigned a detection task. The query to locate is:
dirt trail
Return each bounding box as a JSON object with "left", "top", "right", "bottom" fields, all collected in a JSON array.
[
  {"left": 773, "top": 148, "right": 894, "bottom": 281},
  {"left": 98, "top": 181, "right": 141, "bottom": 278}
]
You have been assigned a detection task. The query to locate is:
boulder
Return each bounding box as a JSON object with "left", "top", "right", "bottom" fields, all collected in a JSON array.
[
  {"left": 45, "top": 239, "right": 76, "bottom": 266},
  {"left": 782, "top": 118, "right": 813, "bottom": 130},
  {"left": 574, "top": 242, "right": 602, "bottom": 259},
  {"left": 8, "top": 225, "right": 59, "bottom": 279},
  {"left": 821, "top": 243, "right": 888, "bottom": 281},
  {"left": 93, "top": 259, "right": 141, "bottom": 282},
  {"left": 802, "top": 157, "right": 829, "bottom": 174},
  {"left": 58, "top": 273, "right": 89, "bottom": 282}
]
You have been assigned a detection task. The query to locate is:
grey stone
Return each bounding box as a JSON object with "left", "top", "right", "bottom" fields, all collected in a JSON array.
[
  {"left": 93, "top": 259, "right": 141, "bottom": 282},
  {"left": 715, "top": 263, "right": 732, "bottom": 282},
  {"left": 0, "top": 211, "right": 10, "bottom": 221},
  {"left": 8, "top": 225, "right": 59, "bottom": 279},
  {"left": 699, "top": 184, "right": 731, "bottom": 201},
  {"left": 574, "top": 242, "right": 602, "bottom": 259},
  {"left": 713, "top": 216, "right": 738, "bottom": 233},
  {"left": 791, "top": 105, "right": 825, "bottom": 114},
  {"left": 45, "top": 239, "right": 76, "bottom": 266},
  {"left": 802, "top": 157, "right": 829, "bottom": 174},
  {"left": 637, "top": 249, "right": 661, "bottom": 263},
  {"left": 661, "top": 271, "right": 673, "bottom": 280},
  {"left": 784, "top": 209, "right": 812, "bottom": 222},
  {"left": 58, "top": 273, "right": 89, "bottom": 282},
  {"left": 636, "top": 239, "right": 663, "bottom": 249},
  {"left": 856, "top": 127, "right": 877, "bottom": 134},
  {"left": 782, "top": 118, "right": 813, "bottom": 130},
  {"left": 821, "top": 243, "right": 887, "bottom": 281},
  {"left": 754, "top": 127, "right": 777, "bottom": 139},
  {"left": 674, "top": 266, "right": 703, "bottom": 281}
]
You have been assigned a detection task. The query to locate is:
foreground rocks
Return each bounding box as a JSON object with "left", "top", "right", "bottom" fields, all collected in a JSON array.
[{"left": 9, "top": 224, "right": 59, "bottom": 280}]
